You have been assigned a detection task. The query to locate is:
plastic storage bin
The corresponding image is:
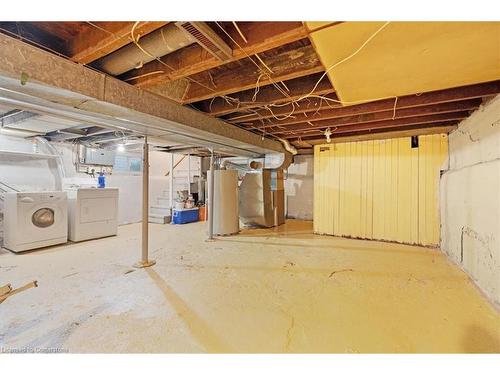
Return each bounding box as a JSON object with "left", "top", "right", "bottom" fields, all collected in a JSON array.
[{"left": 172, "top": 208, "right": 199, "bottom": 224}]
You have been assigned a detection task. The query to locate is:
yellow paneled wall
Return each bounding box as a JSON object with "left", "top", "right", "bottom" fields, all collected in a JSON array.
[{"left": 313, "top": 134, "right": 448, "bottom": 246}]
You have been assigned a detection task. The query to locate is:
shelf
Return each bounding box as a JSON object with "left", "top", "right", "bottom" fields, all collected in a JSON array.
[{"left": 0, "top": 149, "right": 58, "bottom": 159}]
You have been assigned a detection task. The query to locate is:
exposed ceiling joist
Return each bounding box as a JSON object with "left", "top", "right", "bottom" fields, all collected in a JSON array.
[
  {"left": 223, "top": 95, "right": 332, "bottom": 123},
  {"left": 181, "top": 43, "right": 324, "bottom": 104},
  {"left": 0, "top": 21, "right": 496, "bottom": 147},
  {"left": 249, "top": 99, "right": 481, "bottom": 132},
  {"left": 0, "top": 32, "right": 287, "bottom": 158},
  {"left": 230, "top": 80, "right": 500, "bottom": 125},
  {"left": 279, "top": 112, "right": 469, "bottom": 139},
  {"left": 195, "top": 73, "right": 335, "bottom": 116},
  {"left": 120, "top": 22, "right": 308, "bottom": 87},
  {"left": 291, "top": 124, "right": 458, "bottom": 145},
  {"left": 0, "top": 22, "right": 68, "bottom": 55}
]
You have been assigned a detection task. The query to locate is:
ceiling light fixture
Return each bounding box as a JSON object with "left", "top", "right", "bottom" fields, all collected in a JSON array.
[{"left": 324, "top": 128, "right": 332, "bottom": 143}]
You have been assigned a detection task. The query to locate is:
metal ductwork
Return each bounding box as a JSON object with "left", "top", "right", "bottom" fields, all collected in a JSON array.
[
  {"left": 176, "top": 22, "right": 233, "bottom": 62},
  {"left": 93, "top": 23, "right": 196, "bottom": 76},
  {"left": 221, "top": 158, "right": 263, "bottom": 172}
]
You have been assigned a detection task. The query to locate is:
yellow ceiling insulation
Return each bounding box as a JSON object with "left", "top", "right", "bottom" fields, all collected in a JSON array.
[{"left": 306, "top": 22, "right": 500, "bottom": 104}]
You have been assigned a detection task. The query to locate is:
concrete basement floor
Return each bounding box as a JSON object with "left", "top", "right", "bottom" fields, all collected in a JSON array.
[{"left": 1, "top": 220, "right": 499, "bottom": 353}]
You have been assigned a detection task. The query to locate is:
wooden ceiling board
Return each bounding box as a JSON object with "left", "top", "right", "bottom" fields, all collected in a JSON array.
[{"left": 308, "top": 21, "right": 500, "bottom": 104}]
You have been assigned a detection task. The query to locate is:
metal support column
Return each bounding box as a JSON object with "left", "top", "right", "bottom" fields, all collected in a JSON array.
[
  {"left": 187, "top": 154, "right": 191, "bottom": 195},
  {"left": 134, "top": 136, "right": 155, "bottom": 268},
  {"left": 169, "top": 152, "right": 174, "bottom": 215},
  {"left": 207, "top": 149, "right": 215, "bottom": 241}
]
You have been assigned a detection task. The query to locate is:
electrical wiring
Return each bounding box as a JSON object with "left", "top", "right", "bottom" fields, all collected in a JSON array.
[
  {"left": 123, "top": 70, "right": 166, "bottom": 82},
  {"left": 232, "top": 22, "right": 248, "bottom": 44},
  {"left": 128, "top": 21, "right": 235, "bottom": 102},
  {"left": 127, "top": 24, "right": 278, "bottom": 119},
  {"left": 7, "top": 21, "right": 399, "bottom": 143},
  {"left": 392, "top": 96, "right": 399, "bottom": 120},
  {"left": 252, "top": 74, "right": 265, "bottom": 102},
  {"left": 295, "top": 21, "right": 391, "bottom": 103},
  {"left": 214, "top": 22, "right": 291, "bottom": 101},
  {"left": 254, "top": 54, "right": 274, "bottom": 75},
  {"left": 227, "top": 21, "right": 402, "bottom": 136}
]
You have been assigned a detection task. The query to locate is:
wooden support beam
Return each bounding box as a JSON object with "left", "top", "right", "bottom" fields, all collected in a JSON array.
[
  {"left": 250, "top": 99, "right": 481, "bottom": 132},
  {"left": 195, "top": 73, "right": 335, "bottom": 117},
  {"left": 121, "top": 22, "right": 309, "bottom": 88},
  {"left": 229, "top": 80, "right": 500, "bottom": 124},
  {"left": 275, "top": 112, "right": 470, "bottom": 138},
  {"left": 290, "top": 124, "right": 458, "bottom": 145},
  {"left": 0, "top": 32, "right": 287, "bottom": 157},
  {"left": 69, "top": 22, "right": 168, "bottom": 64},
  {"left": 181, "top": 44, "right": 324, "bottom": 104}
]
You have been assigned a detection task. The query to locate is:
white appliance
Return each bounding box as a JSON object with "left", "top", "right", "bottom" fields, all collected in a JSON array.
[
  {"left": 211, "top": 170, "right": 239, "bottom": 235},
  {"left": 66, "top": 188, "right": 118, "bottom": 242},
  {"left": 3, "top": 191, "right": 68, "bottom": 252}
]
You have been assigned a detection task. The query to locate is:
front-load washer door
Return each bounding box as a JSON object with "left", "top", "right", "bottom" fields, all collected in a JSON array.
[
  {"left": 32, "top": 207, "right": 55, "bottom": 228},
  {"left": 18, "top": 203, "right": 67, "bottom": 245}
]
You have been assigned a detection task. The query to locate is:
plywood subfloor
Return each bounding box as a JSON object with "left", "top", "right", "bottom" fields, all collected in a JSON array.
[{"left": 1, "top": 220, "right": 498, "bottom": 353}]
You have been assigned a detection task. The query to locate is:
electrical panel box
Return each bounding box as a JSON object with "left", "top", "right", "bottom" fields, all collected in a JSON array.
[{"left": 84, "top": 147, "right": 116, "bottom": 166}]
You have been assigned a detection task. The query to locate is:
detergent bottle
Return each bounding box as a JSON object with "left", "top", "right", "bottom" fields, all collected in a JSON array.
[{"left": 97, "top": 173, "right": 106, "bottom": 188}]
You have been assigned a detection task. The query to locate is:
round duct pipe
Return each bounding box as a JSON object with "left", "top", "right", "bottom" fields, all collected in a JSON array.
[
  {"left": 221, "top": 159, "right": 262, "bottom": 172},
  {"left": 94, "top": 23, "right": 196, "bottom": 76}
]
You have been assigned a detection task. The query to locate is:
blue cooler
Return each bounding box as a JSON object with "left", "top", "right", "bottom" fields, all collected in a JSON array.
[{"left": 172, "top": 208, "right": 199, "bottom": 224}]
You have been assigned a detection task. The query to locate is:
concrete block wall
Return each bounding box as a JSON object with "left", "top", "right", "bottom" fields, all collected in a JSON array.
[
  {"left": 285, "top": 154, "right": 314, "bottom": 220},
  {"left": 440, "top": 95, "right": 500, "bottom": 306}
]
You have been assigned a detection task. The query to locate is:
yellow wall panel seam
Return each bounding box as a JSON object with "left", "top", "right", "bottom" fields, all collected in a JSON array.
[{"left": 314, "top": 134, "right": 447, "bottom": 246}]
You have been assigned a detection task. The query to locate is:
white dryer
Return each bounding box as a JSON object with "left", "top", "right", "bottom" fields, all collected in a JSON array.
[
  {"left": 3, "top": 191, "right": 68, "bottom": 253},
  {"left": 66, "top": 188, "right": 118, "bottom": 242}
]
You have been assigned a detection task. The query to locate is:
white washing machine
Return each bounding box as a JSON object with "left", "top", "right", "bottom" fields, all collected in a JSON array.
[
  {"left": 3, "top": 191, "right": 68, "bottom": 253},
  {"left": 66, "top": 188, "right": 118, "bottom": 242}
]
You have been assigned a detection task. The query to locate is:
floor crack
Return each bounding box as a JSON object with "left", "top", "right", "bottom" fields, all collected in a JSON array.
[
  {"left": 285, "top": 315, "right": 295, "bottom": 352},
  {"left": 328, "top": 268, "right": 354, "bottom": 278}
]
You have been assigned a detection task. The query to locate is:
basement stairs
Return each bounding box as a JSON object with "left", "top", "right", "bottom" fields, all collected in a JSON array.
[{"left": 148, "top": 169, "right": 191, "bottom": 224}]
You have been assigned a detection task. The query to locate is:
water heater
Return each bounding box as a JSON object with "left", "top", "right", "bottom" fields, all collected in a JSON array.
[{"left": 212, "top": 169, "right": 239, "bottom": 235}]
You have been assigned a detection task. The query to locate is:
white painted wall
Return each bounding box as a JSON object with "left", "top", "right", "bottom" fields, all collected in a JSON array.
[
  {"left": 56, "top": 144, "right": 200, "bottom": 225},
  {"left": 0, "top": 135, "right": 60, "bottom": 191},
  {"left": 0, "top": 135, "right": 200, "bottom": 232},
  {"left": 285, "top": 154, "right": 314, "bottom": 220},
  {"left": 440, "top": 95, "right": 500, "bottom": 306}
]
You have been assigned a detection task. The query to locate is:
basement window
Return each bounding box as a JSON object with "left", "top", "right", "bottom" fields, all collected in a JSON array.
[{"left": 411, "top": 136, "right": 419, "bottom": 148}]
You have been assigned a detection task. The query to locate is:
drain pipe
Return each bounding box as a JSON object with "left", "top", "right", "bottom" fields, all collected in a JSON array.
[
  {"left": 278, "top": 138, "right": 298, "bottom": 156},
  {"left": 134, "top": 136, "right": 155, "bottom": 268},
  {"left": 207, "top": 148, "right": 215, "bottom": 241}
]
